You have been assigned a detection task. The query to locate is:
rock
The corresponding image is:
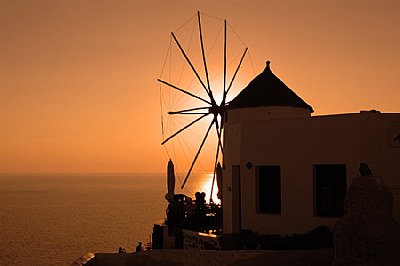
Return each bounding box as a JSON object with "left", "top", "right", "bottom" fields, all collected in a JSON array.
[{"left": 333, "top": 173, "right": 400, "bottom": 265}]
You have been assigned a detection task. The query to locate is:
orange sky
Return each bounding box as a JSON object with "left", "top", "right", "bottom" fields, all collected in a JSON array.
[{"left": 1, "top": 0, "right": 399, "bottom": 174}]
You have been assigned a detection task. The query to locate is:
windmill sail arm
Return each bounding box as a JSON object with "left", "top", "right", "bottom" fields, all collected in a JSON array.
[
  {"left": 171, "top": 32, "right": 210, "bottom": 97},
  {"left": 158, "top": 79, "right": 211, "bottom": 105},
  {"left": 225, "top": 47, "right": 248, "bottom": 97},
  {"left": 197, "top": 11, "right": 212, "bottom": 99},
  {"left": 161, "top": 113, "right": 209, "bottom": 145},
  {"left": 181, "top": 117, "right": 214, "bottom": 189},
  {"left": 215, "top": 119, "right": 224, "bottom": 155},
  {"left": 223, "top": 19, "right": 227, "bottom": 99},
  {"left": 168, "top": 106, "right": 210, "bottom": 115}
]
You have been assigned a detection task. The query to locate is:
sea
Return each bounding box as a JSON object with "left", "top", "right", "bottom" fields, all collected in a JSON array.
[{"left": 0, "top": 173, "right": 216, "bottom": 265}]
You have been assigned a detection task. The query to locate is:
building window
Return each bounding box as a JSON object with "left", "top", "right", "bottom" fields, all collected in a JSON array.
[
  {"left": 314, "top": 164, "right": 347, "bottom": 217},
  {"left": 257, "top": 166, "right": 281, "bottom": 214}
]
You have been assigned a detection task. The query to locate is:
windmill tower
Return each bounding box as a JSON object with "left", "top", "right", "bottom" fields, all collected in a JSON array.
[{"left": 223, "top": 61, "right": 313, "bottom": 233}]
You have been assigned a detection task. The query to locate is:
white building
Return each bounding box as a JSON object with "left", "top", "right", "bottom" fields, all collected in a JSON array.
[{"left": 223, "top": 61, "right": 400, "bottom": 235}]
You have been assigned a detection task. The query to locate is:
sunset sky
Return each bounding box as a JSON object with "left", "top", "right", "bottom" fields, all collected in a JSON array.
[{"left": 1, "top": 0, "right": 399, "bottom": 174}]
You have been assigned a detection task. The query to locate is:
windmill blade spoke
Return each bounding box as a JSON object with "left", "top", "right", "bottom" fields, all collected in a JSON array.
[
  {"left": 198, "top": 11, "right": 212, "bottom": 99},
  {"left": 169, "top": 112, "right": 208, "bottom": 115},
  {"left": 181, "top": 118, "right": 215, "bottom": 189},
  {"left": 168, "top": 106, "right": 210, "bottom": 115},
  {"left": 171, "top": 32, "right": 210, "bottom": 96},
  {"left": 161, "top": 113, "right": 209, "bottom": 145},
  {"left": 223, "top": 19, "right": 227, "bottom": 103},
  {"left": 215, "top": 118, "right": 224, "bottom": 155},
  {"left": 225, "top": 47, "right": 248, "bottom": 99},
  {"left": 158, "top": 79, "right": 211, "bottom": 105}
]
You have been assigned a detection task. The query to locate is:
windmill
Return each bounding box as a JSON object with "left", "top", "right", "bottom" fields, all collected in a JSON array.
[{"left": 158, "top": 11, "right": 252, "bottom": 200}]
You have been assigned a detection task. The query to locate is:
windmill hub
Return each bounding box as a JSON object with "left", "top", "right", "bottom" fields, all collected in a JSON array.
[{"left": 209, "top": 104, "right": 225, "bottom": 117}]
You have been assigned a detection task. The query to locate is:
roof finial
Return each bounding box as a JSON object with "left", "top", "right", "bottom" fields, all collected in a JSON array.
[{"left": 266, "top": 60, "right": 271, "bottom": 68}]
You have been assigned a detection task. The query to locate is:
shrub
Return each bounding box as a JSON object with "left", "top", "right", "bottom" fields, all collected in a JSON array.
[
  {"left": 307, "top": 226, "right": 334, "bottom": 249},
  {"left": 219, "top": 226, "right": 333, "bottom": 250},
  {"left": 219, "top": 230, "right": 259, "bottom": 250}
]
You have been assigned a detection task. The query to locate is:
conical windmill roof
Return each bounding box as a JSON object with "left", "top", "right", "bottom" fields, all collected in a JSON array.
[{"left": 228, "top": 61, "right": 314, "bottom": 112}]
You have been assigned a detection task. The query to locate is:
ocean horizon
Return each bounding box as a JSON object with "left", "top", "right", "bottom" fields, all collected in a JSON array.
[{"left": 0, "top": 172, "right": 215, "bottom": 265}]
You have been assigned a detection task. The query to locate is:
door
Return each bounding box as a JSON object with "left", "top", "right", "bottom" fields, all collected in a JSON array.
[{"left": 232, "top": 165, "right": 241, "bottom": 233}]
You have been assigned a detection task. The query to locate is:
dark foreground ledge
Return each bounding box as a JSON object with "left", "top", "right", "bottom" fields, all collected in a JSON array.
[{"left": 76, "top": 249, "right": 334, "bottom": 266}]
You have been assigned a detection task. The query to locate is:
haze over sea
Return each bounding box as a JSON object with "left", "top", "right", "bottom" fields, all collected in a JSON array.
[{"left": 0, "top": 173, "right": 214, "bottom": 265}]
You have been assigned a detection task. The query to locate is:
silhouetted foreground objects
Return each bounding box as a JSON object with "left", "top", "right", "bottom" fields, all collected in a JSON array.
[
  {"left": 136, "top": 241, "right": 144, "bottom": 252},
  {"left": 153, "top": 192, "right": 222, "bottom": 249},
  {"left": 334, "top": 164, "right": 400, "bottom": 265},
  {"left": 152, "top": 224, "right": 164, "bottom": 249},
  {"left": 118, "top": 247, "right": 126, "bottom": 253},
  {"left": 156, "top": 191, "right": 332, "bottom": 250}
]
